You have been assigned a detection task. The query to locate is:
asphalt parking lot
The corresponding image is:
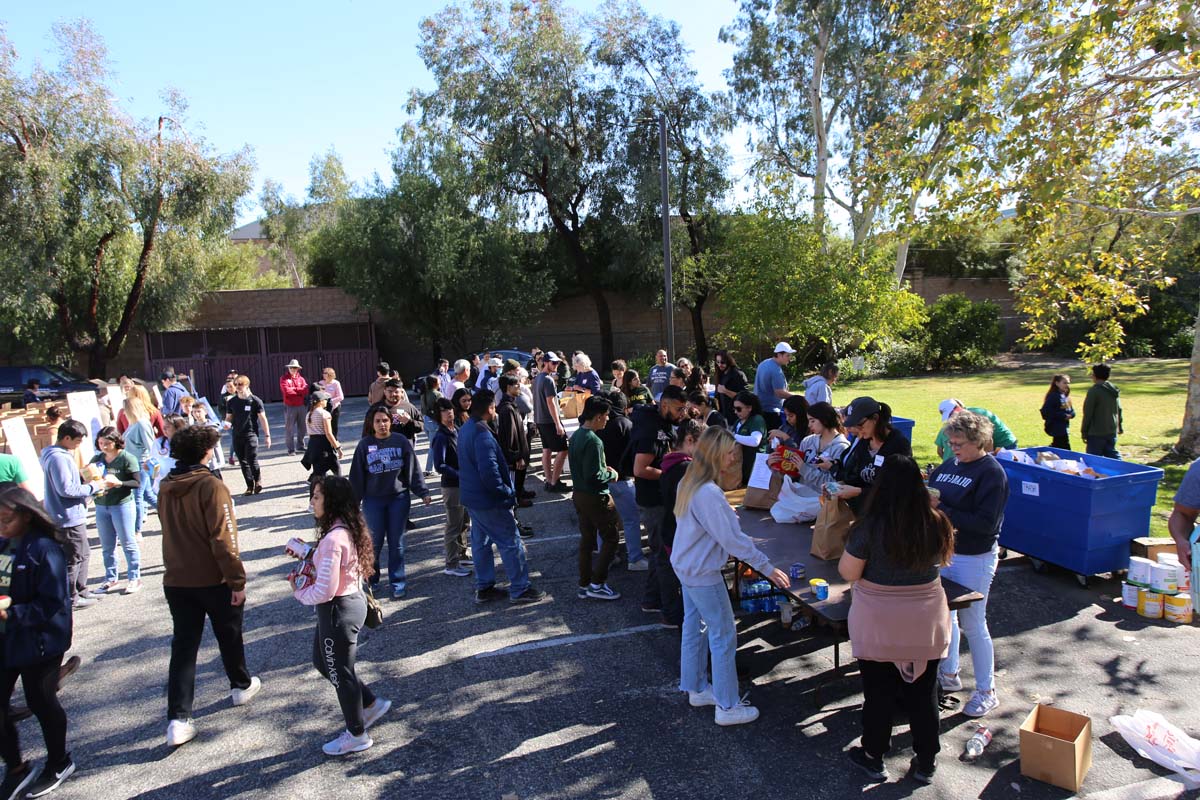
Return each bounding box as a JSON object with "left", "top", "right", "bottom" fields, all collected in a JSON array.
[{"left": 26, "top": 398, "right": 1200, "bottom": 799}]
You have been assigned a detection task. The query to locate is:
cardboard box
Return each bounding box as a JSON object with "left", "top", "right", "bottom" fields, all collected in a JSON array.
[
  {"left": 1131, "top": 536, "right": 1177, "bottom": 561},
  {"left": 1020, "top": 704, "right": 1093, "bottom": 792}
]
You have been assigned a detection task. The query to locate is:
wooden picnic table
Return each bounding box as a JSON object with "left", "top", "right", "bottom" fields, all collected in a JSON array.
[{"left": 726, "top": 497, "right": 984, "bottom": 669}]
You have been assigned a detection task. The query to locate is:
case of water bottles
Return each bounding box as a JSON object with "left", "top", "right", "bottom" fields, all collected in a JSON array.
[{"left": 739, "top": 580, "right": 779, "bottom": 613}]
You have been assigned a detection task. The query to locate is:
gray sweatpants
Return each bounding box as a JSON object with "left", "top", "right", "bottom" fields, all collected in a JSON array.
[
  {"left": 284, "top": 405, "right": 306, "bottom": 454},
  {"left": 312, "top": 593, "right": 377, "bottom": 736}
]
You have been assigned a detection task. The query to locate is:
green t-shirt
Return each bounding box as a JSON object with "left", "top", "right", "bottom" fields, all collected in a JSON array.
[
  {"left": 0, "top": 454, "right": 28, "bottom": 486},
  {"left": 0, "top": 536, "right": 21, "bottom": 633},
  {"left": 735, "top": 414, "right": 769, "bottom": 452},
  {"left": 934, "top": 407, "right": 1018, "bottom": 462},
  {"left": 92, "top": 450, "right": 139, "bottom": 505}
]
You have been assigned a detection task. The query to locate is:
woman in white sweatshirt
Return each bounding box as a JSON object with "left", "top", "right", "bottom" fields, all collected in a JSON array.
[{"left": 670, "top": 427, "right": 790, "bottom": 726}]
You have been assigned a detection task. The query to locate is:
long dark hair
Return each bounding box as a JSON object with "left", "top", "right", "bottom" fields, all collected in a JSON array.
[
  {"left": 451, "top": 388, "right": 471, "bottom": 427},
  {"left": 314, "top": 476, "right": 376, "bottom": 581},
  {"left": 860, "top": 455, "right": 954, "bottom": 572},
  {"left": 620, "top": 369, "right": 642, "bottom": 398},
  {"left": 0, "top": 487, "right": 67, "bottom": 545},
  {"left": 713, "top": 349, "right": 738, "bottom": 380},
  {"left": 435, "top": 397, "right": 455, "bottom": 429},
  {"left": 1045, "top": 374, "right": 1070, "bottom": 403},
  {"left": 866, "top": 402, "right": 895, "bottom": 441},
  {"left": 685, "top": 362, "right": 707, "bottom": 394},
  {"left": 806, "top": 401, "right": 844, "bottom": 434},
  {"left": 782, "top": 395, "right": 809, "bottom": 426},
  {"left": 734, "top": 390, "right": 762, "bottom": 418}
]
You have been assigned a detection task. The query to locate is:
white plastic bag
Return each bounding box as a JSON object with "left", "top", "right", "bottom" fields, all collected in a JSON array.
[
  {"left": 996, "top": 449, "right": 1035, "bottom": 465},
  {"left": 770, "top": 475, "right": 821, "bottom": 524},
  {"left": 1110, "top": 709, "right": 1200, "bottom": 789}
]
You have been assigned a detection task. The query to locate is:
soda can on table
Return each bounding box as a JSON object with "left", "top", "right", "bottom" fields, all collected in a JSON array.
[{"left": 790, "top": 563, "right": 806, "bottom": 581}]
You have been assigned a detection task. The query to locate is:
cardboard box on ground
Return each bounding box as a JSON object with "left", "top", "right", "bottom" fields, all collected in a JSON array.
[{"left": 1020, "top": 704, "right": 1093, "bottom": 792}]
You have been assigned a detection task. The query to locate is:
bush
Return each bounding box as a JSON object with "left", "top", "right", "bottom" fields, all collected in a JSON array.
[
  {"left": 1121, "top": 337, "right": 1156, "bottom": 358},
  {"left": 1162, "top": 327, "right": 1195, "bottom": 359},
  {"left": 624, "top": 353, "right": 656, "bottom": 382},
  {"left": 925, "top": 294, "right": 1003, "bottom": 371}
]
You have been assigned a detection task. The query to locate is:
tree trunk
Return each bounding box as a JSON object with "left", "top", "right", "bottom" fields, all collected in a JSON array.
[
  {"left": 1175, "top": 300, "right": 1200, "bottom": 457},
  {"left": 85, "top": 347, "right": 108, "bottom": 381},
  {"left": 548, "top": 213, "right": 615, "bottom": 367},
  {"left": 894, "top": 237, "right": 912, "bottom": 284},
  {"left": 809, "top": 18, "right": 832, "bottom": 246},
  {"left": 690, "top": 295, "right": 709, "bottom": 365}
]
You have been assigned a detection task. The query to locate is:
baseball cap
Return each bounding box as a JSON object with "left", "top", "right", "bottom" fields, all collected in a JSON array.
[
  {"left": 938, "top": 399, "right": 964, "bottom": 421},
  {"left": 488, "top": 357, "right": 503, "bottom": 368},
  {"left": 843, "top": 396, "right": 882, "bottom": 428},
  {"left": 773, "top": 342, "right": 797, "bottom": 354},
  {"left": 543, "top": 351, "right": 562, "bottom": 363},
  {"left": 311, "top": 391, "right": 331, "bottom": 403},
  {"left": 503, "top": 358, "right": 521, "bottom": 373}
]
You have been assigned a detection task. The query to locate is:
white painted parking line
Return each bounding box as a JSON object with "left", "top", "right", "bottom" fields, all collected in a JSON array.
[{"left": 473, "top": 624, "right": 666, "bottom": 659}]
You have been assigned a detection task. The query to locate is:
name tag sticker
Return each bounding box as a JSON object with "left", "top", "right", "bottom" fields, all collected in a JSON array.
[
  {"left": 1022, "top": 481, "right": 1040, "bottom": 497},
  {"left": 244, "top": 405, "right": 251, "bottom": 412},
  {"left": 367, "top": 445, "right": 378, "bottom": 454},
  {"left": 874, "top": 455, "right": 885, "bottom": 467}
]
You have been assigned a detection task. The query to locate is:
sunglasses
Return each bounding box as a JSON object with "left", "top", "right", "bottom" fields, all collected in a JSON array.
[{"left": 733, "top": 405, "right": 747, "bottom": 411}]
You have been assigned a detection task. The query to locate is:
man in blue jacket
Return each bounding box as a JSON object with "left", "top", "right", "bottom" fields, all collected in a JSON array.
[
  {"left": 159, "top": 371, "right": 188, "bottom": 417},
  {"left": 458, "top": 390, "right": 545, "bottom": 605},
  {"left": 40, "top": 420, "right": 119, "bottom": 609}
]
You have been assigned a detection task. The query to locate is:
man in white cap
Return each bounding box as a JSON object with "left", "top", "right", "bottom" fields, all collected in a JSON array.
[
  {"left": 754, "top": 342, "right": 796, "bottom": 430},
  {"left": 533, "top": 352, "right": 569, "bottom": 492},
  {"left": 934, "top": 399, "right": 1018, "bottom": 462},
  {"left": 480, "top": 357, "right": 503, "bottom": 394},
  {"left": 280, "top": 359, "right": 308, "bottom": 455}
]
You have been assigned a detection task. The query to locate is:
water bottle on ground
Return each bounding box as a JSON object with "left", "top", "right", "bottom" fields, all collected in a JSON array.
[{"left": 964, "top": 726, "right": 992, "bottom": 758}]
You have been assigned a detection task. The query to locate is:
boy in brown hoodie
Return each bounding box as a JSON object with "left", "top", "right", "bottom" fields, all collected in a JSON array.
[{"left": 158, "top": 425, "right": 260, "bottom": 748}]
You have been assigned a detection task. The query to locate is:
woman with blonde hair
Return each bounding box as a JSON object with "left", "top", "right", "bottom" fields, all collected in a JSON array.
[
  {"left": 569, "top": 352, "right": 602, "bottom": 394},
  {"left": 669, "top": 427, "right": 790, "bottom": 726},
  {"left": 117, "top": 380, "right": 165, "bottom": 438}
]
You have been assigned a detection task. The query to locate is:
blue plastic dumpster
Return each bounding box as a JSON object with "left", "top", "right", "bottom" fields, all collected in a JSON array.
[
  {"left": 893, "top": 416, "right": 916, "bottom": 442},
  {"left": 996, "top": 447, "right": 1163, "bottom": 579}
]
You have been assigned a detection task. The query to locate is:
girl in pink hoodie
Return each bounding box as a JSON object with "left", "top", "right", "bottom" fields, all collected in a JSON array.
[{"left": 292, "top": 476, "right": 391, "bottom": 756}]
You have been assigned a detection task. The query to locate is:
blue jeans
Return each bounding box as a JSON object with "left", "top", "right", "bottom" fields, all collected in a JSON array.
[
  {"left": 362, "top": 493, "right": 411, "bottom": 591},
  {"left": 1085, "top": 436, "right": 1120, "bottom": 459},
  {"left": 134, "top": 467, "right": 154, "bottom": 533},
  {"left": 680, "top": 581, "right": 740, "bottom": 710},
  {"left": 423, "top": 417, "right": 438, "bottom": 473},
  {"left": 610, "top": 479, "right": 644, "bottom": 563},
  {"left": 466, "top": 505, "right": 530, "bottom": 598},
  {"left": 940, "top": 546, "right": 999, "bottom": 692},
  {"left": 95, "top": 502, "right": 140, "bottom": 582}
]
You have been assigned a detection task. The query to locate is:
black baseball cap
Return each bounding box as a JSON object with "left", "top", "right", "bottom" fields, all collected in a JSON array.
[{"left": 843, "top": 396, "right": 882, "bottom": 427}]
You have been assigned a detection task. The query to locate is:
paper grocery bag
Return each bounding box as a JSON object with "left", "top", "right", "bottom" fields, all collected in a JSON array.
[
  {"left": 719, "top": 459, "right": 744, "bottom": 491},
  {"left": 743, "top": 472, "right": 782, "bottom": 509},
  {"left": 559, "top": 390, "right": 590, "bottom": 420},
  {"left": 811, "top": 497, "right": 854, "bottom": 560}
]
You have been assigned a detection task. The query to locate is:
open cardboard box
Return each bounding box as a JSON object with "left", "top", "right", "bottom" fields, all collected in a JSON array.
[{"left": 1020, "top": 704, "right": 1093, "bottom": 792}]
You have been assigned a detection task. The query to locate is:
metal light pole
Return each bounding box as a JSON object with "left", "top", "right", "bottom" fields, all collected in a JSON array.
[{"left": 658, "top": 114, "right": 674, "bottom": 361}]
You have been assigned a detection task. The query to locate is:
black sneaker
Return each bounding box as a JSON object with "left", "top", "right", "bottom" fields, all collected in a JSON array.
[
  {"left": 253, "top": 483, "right": 264, "bottom": 495},
  {"left": 518, "top": 525, "right": 535, "bottom": 539},
  {"left": 547, "top": 482, "right": 569, "bottom": 493},
  {"left": 848, "top": 746, "right": 888, "bottom": 782},
  {"left": 510, "top": 586, "right": 547, "bottom": 604},
  {"left": 0, "top": 761, "right": 34, "bottom": 800},
  {"left": 406, "top": 519, "right": 417, "bottom": 530},
  {"left": 26, "top": 757, "right": 75, "bottom": 798},
  {"left": 243, "top": 486, "right": 255, "bottom": 497},
  {"left": 474, "top": 585, "right": 506, "bottom": 605},
  {"left": 907, "top": 757, "right": 936, "bottom": 785}
]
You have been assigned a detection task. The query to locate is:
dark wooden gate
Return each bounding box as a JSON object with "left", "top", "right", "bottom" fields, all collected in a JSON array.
[{"left": 145, "top": 323, "right": 377, "bottom": 403}]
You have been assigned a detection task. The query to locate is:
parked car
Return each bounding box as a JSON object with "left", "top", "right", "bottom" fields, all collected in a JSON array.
[
  {"left": 0, "top": 365, "right": 99, "bottom": 407},
  {"left": 474, "top": 349, "right": 536, "bottom": 370}
]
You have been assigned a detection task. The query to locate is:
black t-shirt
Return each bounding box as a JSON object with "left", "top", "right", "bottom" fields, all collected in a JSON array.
[
  {"left": 837, "top": 429, "right": 912, "bottom": 514},
  {"left": 597, "top": 412, "right": 633, "bottom": 481},
  {"left": 845, "top": 517, "right": 939, "bottom": 586},
  {"left": 718, "top": 369, "right": 748, "bottom": 421},
  {"left": 228, "top": 394, "right": 265, "bottom": 437},
  {"left": 629, "top": 404, "right": 675, "bottom": 507}
]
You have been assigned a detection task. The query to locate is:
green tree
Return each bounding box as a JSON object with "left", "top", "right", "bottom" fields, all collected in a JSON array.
[
  {"left": 595, "top": 0, "right": 732, "bottom": 363},
  {"left": 312, "top": 127, "right": 551, "bottom": 358},
  {"left": 259, "top": 148, "right": 351, "bottom": 287},
  {"left": 413, "top": 0, "right": 627, "bottom": 365},
  {"left": 0, "top": 21, "right": 252, "bottom": 376},
  {"left": 715, "top": 210, "right": 926, "bottom": 360}
]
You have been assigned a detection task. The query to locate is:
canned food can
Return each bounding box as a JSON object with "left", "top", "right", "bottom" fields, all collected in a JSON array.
[
  {"left": 790, "top": 562, "right": 806, "bottom": 581},
  {"left": 809, "top": 578, "right": 829, "bottom": 601}
]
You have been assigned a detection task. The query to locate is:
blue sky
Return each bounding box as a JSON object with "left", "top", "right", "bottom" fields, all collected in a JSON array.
[{"left": 3, "top": 0, "right": 743, "bottom": 224}]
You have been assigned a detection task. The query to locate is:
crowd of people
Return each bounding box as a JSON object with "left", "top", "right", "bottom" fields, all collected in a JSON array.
[{"left": 0, "top": 343, "right": 1179, "bottom": 798}]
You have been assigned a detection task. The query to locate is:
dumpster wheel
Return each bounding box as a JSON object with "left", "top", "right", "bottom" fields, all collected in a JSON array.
[
  {"left": 1075, "top": 573, "right": 1089, "bottom": 588},
  {"left": 1030, "top": 557, "right": 1046, "bottom": 573}
]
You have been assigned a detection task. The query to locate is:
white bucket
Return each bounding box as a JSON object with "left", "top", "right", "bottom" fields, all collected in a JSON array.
[
  {"left": 1158, "top": 553, "right": 1180, "bottom": 565},
  {"left": 1164, "top": 593, "right": 1193, "bottom": 624},
  {"left": 1128, "top": 556, "right": 1154, "bottom": 586},
  {"left": 1121, "top": 582, "right": 1140, "bottom": 609},
  {"left": 1138, "top": 589, "right": 1164, "bottom": 619},
  {"left": 1151, "top": 562, "right": 1179, "bottom": 594}
]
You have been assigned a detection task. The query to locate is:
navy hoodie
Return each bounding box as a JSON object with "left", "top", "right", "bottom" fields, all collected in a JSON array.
[{"left": 349, "top": 433, "right": 429, "bottom": 501}]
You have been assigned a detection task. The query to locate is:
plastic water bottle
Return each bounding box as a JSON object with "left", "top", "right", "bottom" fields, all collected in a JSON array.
[{"left": 965, "top": 726, "right": 992, "bottom": 758}]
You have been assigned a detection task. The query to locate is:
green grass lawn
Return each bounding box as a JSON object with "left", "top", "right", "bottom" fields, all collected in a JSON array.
[{"left": 831, "top": 357, "right": 1192, "bottom": 537}]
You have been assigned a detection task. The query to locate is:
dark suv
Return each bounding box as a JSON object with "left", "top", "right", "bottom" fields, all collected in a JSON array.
[{"left": 0, "top": 365, "right": 98, "bottom": 407}]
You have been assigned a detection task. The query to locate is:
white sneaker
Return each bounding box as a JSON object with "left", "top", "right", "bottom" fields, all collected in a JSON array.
[
  {"left": 231, "top": 676, "right": 261, "bottom": 707},
  {"left": 322, "top": 729, "right": 373, "bottom": 756},
  {"left": 363, "top": 698, "right": 392, "bottom": 729},
  {"left": 938, "top": 671, "right": 963, "bottom": 692},
  {"left": 688, "top": 687, "right": 717, "bottom": 707},
  {"left": 123, "top": 579, "right": 142, "bottom": 595},
  {"left": 166, "top": 719, "right": 196, "bottom": 747},
  {"left": 964, "top": 689, "right": 999, "bottom": 718},
  {"left": 715, "top": 700, "right": 760, "bottom": 726},
  {"left": 627, "top": 559, "right": 649, "bottom": 572}
]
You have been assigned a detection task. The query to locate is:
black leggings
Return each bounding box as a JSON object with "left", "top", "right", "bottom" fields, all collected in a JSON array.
[
  {"left": 312, "top": 594, "right": 376, "bottom": 736},
  {"left": 0, "top": 654, "right": 67, "bottom": 769},
  {"left": 859, "top": 658, "right": 941, "bottom": 766},
  {"left": 1050, "top": 434, "right": 1071, "bottom": 450}
]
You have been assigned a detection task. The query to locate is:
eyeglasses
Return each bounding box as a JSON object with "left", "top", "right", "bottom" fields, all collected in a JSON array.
[
  {"left": 948, "top": 438, "right": 968, "bottom": 449},
  {"left": 733, "top": 405, "right": 747, "bottom": 412}
]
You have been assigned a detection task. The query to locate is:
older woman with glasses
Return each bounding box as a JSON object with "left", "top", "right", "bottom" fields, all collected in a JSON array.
[{"left": 927, "top": 411, "right": 1009, "bottom": 719}]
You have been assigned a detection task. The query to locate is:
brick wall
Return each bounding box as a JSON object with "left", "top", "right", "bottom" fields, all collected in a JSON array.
[
  {"left": 905, "top": 268, "right": 1024, "bottom": 345},
  {"left": 167, "top": 287, "right": 371, "bottom": 330}
]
